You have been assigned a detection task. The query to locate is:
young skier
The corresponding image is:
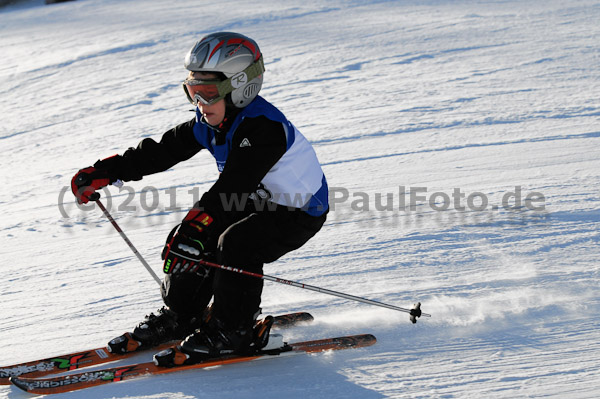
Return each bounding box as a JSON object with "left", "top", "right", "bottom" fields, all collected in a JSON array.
[{"left": 71, "top": 32, "right": 329, "bottom": 360}]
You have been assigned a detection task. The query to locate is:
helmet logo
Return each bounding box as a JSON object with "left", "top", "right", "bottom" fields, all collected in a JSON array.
[
  {"left": 227, "top": 44, "right": 243, "bottom": 58},
  {"left": 243, "top": 83, "right": 259, "bottom": 99},
  {"left": 231, "top": 72, "right": 248, "bottom": 89}
]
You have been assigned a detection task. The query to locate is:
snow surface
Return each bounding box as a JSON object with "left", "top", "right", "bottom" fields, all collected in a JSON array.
[{"left": 1, "top": 0, "right": 599, "bottom": 398}]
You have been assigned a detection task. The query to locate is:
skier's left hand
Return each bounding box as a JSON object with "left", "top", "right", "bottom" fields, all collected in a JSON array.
[{"left": 161, "top": 209, "right": 214, "bottom": 274}]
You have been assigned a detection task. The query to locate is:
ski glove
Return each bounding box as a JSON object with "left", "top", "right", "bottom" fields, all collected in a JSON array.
[
  {"left": 71, "top": 155, "right": 122, "bottom": 204},
  {"left": 71, "top": 167, "right": 110, "bottom": 204},
  {"left": 162, "top": 209, "right": 214, "bottom": 274}
]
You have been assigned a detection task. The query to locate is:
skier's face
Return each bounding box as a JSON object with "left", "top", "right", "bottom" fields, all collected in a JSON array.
[{"left": 188, "top": 71, "right": 226, "bottom": 127}]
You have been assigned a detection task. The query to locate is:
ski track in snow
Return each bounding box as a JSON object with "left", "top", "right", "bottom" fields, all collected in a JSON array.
[{"left": 1, "top": 0, "right": 599, "bottom": 398}]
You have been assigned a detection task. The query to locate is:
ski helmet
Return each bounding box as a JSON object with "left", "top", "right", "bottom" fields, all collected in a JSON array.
[{"left": 184, "top": 32, "right": 264, "bottom": 108}]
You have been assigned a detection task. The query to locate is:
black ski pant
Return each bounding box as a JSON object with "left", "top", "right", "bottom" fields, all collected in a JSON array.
[{"left": 161, "top": 205, "right": 327, "bottom": 329}]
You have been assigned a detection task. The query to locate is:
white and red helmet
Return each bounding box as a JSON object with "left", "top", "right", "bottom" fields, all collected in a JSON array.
[{"left": 184, "top": 32, "right": 264, "bottom": 108}]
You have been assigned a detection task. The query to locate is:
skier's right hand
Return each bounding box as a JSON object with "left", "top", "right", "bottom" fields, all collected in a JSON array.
[
  {"left": 71, "top": 166, "right": 111, "bottom": 204},
  {"left": 71, "top": 155, "right": 123, "bottom": 204}
]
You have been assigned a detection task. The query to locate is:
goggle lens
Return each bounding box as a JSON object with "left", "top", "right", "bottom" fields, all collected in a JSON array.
[{"left": 183, "top": 80, "right": 222, "bottom": 105}]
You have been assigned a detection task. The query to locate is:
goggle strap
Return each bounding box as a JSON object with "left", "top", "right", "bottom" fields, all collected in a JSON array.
[{"left": 215, "top": 56, "right": 265, "bottom": 96}]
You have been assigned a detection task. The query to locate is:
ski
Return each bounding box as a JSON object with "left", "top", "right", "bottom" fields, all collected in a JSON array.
[
  {"left": 0, "top": 311, "right": 313, "bottom": 384},
  {"left": 10, "top": 333, "right": 376, "bottom": 395}
]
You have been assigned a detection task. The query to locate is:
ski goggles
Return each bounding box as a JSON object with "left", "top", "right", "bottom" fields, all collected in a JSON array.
[
  {"left": 182, "top": 56, "right": 265, "bottom": 106},
  {"left": 183, "top": 79, "right": 225, "bottom": 105}
]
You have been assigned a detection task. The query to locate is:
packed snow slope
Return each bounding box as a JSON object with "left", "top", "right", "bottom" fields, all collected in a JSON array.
[{"left": 1, "top": 0, "right": 599, "bottom": 398}]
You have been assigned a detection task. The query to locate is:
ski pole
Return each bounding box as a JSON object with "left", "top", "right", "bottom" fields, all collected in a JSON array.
[
  {"left": 198, "top": 259, "right": 431, "bottom": 323},
  {"left": 89, "top": 196, "right": 429, "bottom": 322},
  {"left": 94, "top": 198, "right": 162, "bottom": 286}
]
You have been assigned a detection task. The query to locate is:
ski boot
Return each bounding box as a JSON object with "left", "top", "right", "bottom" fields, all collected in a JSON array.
[
  {"left": 153, "top": 315, "right": 280, "bottom": 367},
  {"left": 108, "top": 306, "right": 202, "bottom": 354}
]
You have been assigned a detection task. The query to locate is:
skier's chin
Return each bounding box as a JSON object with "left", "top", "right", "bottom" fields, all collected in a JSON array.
[{"left": 204, "top": 114, "right": 219, "bottom": 125}]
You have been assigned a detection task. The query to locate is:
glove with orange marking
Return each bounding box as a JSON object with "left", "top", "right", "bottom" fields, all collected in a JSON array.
[{"left": 161, "top": 208, "right": 214, "bottom": 274}]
